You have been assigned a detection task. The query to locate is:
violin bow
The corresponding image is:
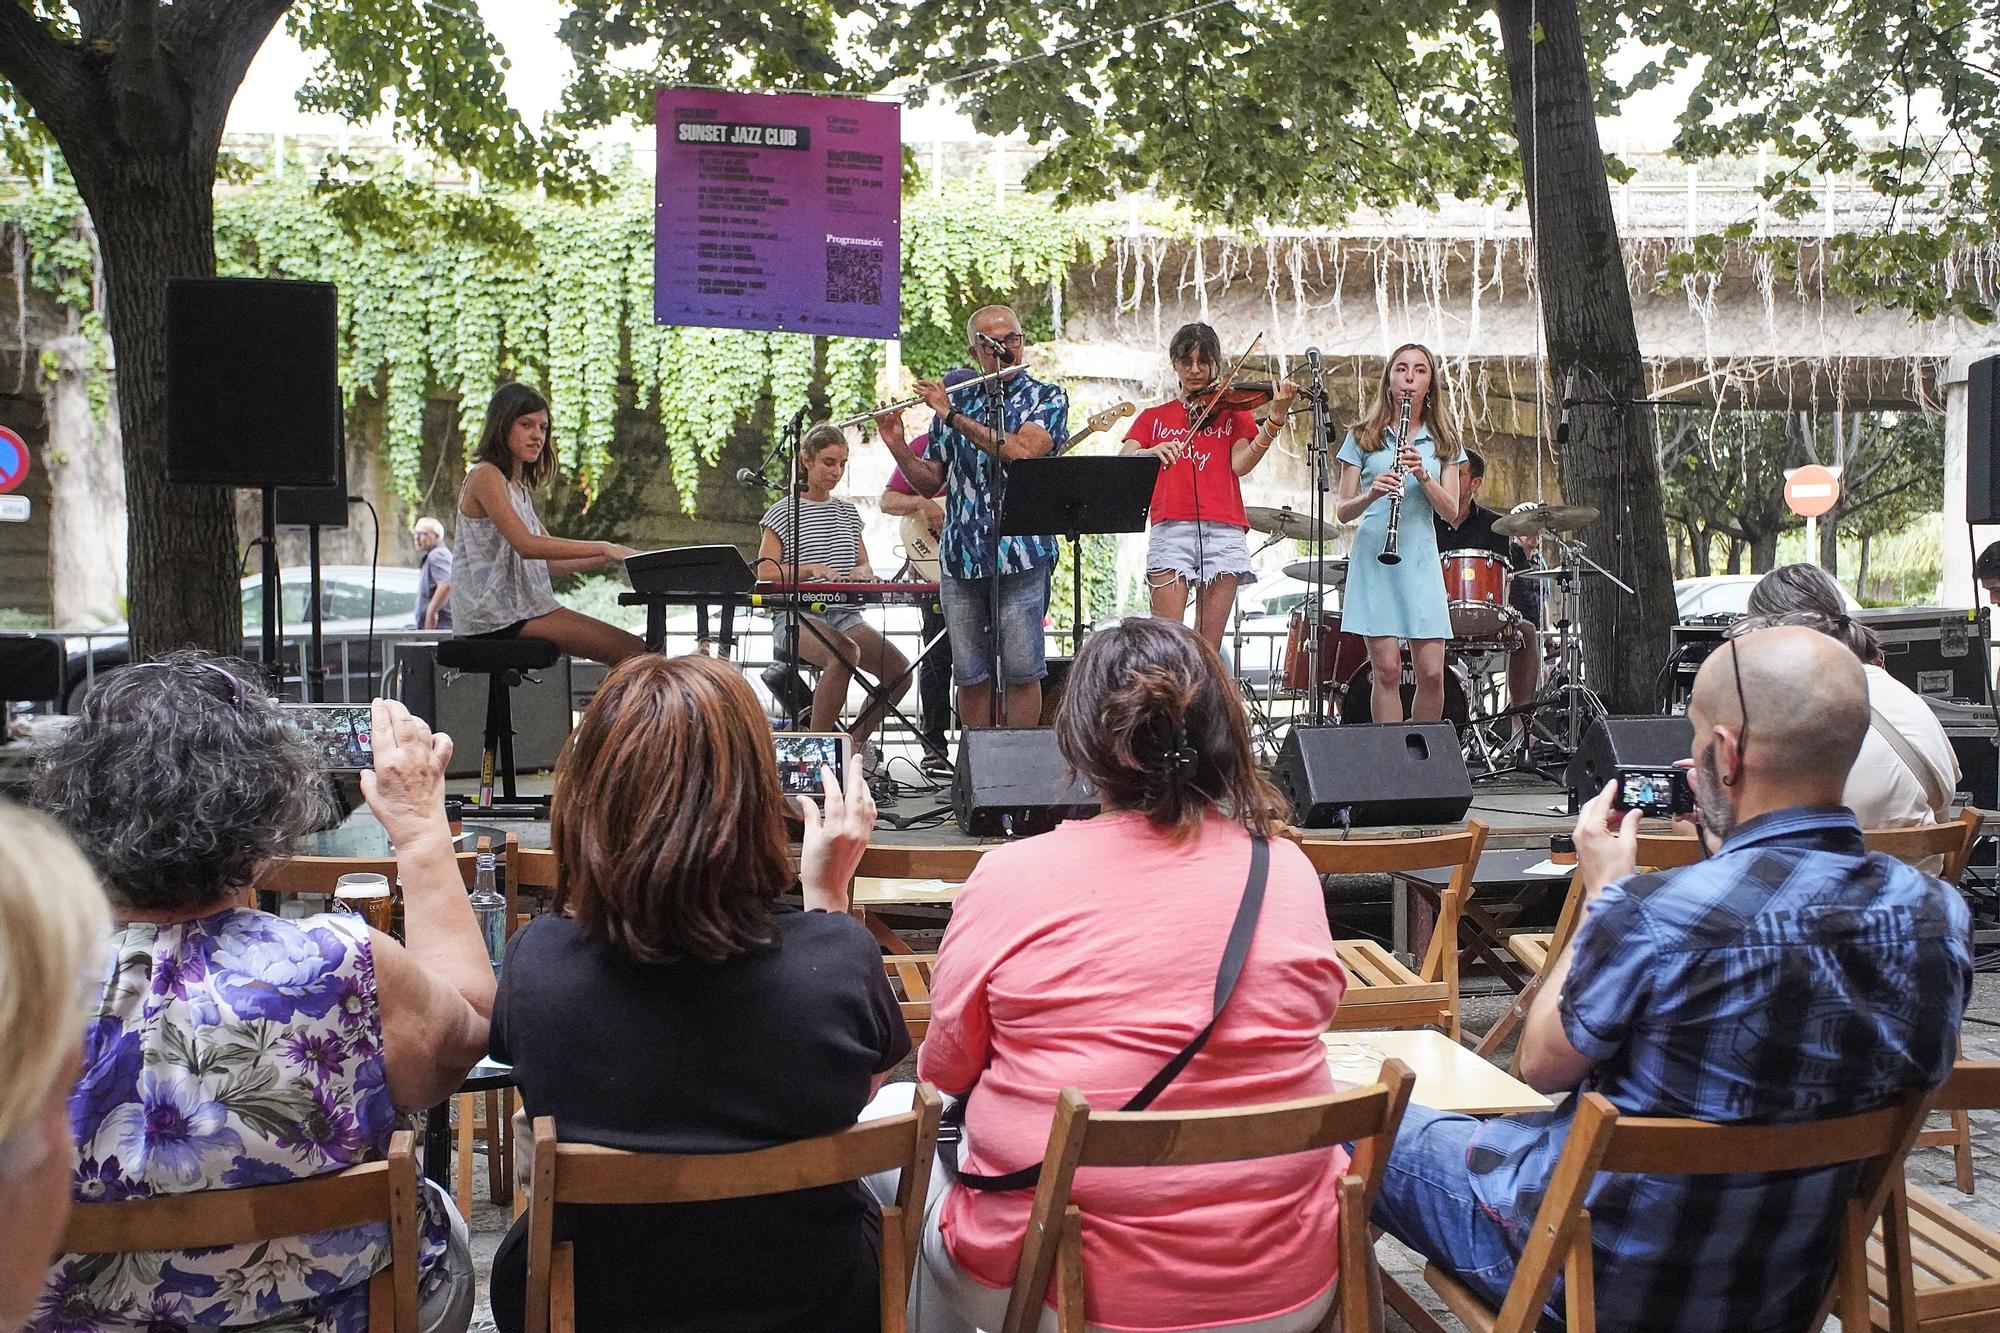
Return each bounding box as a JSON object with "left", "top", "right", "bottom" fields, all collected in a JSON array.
[{"left": 1183, "top": 331, "right": 1264, "bottom": 440}]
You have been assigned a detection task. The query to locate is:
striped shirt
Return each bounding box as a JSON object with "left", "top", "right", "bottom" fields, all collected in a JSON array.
[
  {"left": 760, "top": 495, "right": 863, "bottom": 575},
  {"left": 1467, "top": 805, "right": 1971, "bottom": 1333}
]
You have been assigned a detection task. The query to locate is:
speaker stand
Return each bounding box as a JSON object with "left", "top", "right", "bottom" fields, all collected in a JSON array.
[
  {"left": 258, "top": 488, "right": 284, "bottom": 696},
  {"left": 304, "top": 520, "right": 327, "bottom": 703}
]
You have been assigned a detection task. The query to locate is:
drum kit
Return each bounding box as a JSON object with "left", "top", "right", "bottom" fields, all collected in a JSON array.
[{"left": 1234, "top": 500, "right": 1625, "bottom": 776}]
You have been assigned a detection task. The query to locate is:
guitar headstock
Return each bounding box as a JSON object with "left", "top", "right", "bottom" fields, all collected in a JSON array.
[{"left": 1085, "top": 400, "right": 1137, "bottom": 436}]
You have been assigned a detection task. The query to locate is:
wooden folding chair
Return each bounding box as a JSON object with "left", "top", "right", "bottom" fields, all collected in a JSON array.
[
  {"left": 59, "top": 1130, "right": 422, "bottom": 1333},
  {"left": 1866, "top": 1061, "right": 2000, "bottom": 1330},
  {"left": 1294, "top": 822, "right": 1489, "bottom": 1041},
  {"left": 1422, "top": 1089, "right": 1931, "bottom": 1333},
  {"left": 851, "top": 843, "right": 991, "bottom": 954},
  {"left": 522, "top": 1085, "right": 943, "bottom": 1333},
  {"left": 515, "top": 844, "right": 558, "bottom": 935},
  {"left": 881, "top": 952, "right": 938, "bottom": 1047},
  {"left": 1000, "top": 1061, "right": 1415, "bottom": 1333}
]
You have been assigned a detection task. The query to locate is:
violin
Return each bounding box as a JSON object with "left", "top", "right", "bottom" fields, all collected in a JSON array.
[{"left": 1186, "top": 380, "right": 1279, "bottom": 413}]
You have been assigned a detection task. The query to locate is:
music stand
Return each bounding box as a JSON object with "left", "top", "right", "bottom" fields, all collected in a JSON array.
[{"left": 998, "top": 456, "right": 1160, "bottom": 642}]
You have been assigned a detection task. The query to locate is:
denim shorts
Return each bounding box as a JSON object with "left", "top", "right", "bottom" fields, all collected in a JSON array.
[
  {"left": 939, "top": 566, "right": 1051, "bottom": 687},
  {"left": 1146, "top": 519, "right": 1258, "bottom": 588}
]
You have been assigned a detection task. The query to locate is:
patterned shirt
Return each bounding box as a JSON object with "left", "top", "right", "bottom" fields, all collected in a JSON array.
[
  {"left": 760, "top": 495, "right": 864, "bottom": 574},
  {"left": 1466, "top": 805, "right": 1971, "bottom": 1333},
  {"left": 931, "top": 370, "right": 1070, "bottom": 580},
  {"left": 37, "top": 909, "right": 452, "bottom": 1333}
]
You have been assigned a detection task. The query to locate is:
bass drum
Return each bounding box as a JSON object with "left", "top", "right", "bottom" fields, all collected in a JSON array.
[{"left": 1338, "top": 660, "right": 1470, "bottom": 727}]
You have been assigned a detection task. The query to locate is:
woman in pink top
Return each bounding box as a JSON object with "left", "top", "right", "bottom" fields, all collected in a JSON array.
[{"left": 914, "top": 617, "right": 1348, "bottom": 1333}]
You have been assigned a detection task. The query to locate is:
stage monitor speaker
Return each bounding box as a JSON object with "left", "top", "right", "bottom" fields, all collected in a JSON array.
[
  {"left": 1566, "top": 715, "right": 1693, "bottom": 810},
  {"left": 1970, "top": 354, "right": 2000, "bottom": 524},
  {"left": 166, "top": 277, "right": 342, "bottom": 489},
  {"left": 397, "top": 642, "right": 572, "bottom": 779},
  {"left": 1273, "top": 723, "right": 1471, "bottom": 829},
  {"left": 954, "top": 728, "right": 1098, "bottom": 837}
]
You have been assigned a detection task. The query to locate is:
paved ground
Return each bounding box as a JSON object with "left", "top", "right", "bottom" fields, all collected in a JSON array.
[{"left": 453, "top": 973, "right": 2000, "bottom": 1333}]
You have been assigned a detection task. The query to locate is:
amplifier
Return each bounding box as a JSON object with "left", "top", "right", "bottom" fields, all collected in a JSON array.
[
  {"left": 1857, "top": 606, "right": 1991, "bottom": 705},
  {"left": 1663, "top": 620, "right": 1733, "bottom": 713},
  {"left": 396, "top": 642, "right": 572, "bottom": 779}
]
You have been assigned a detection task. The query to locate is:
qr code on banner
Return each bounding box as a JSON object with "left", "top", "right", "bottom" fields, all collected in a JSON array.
[{"left": 825, "top": 242, "right": 883, "bottom": 305}]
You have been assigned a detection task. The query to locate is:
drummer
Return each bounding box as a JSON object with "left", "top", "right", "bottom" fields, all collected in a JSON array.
[
  {"left": 1122, "top": 321, "right": 1296, "bottom": 653},
  {"left": 1435, "top": 449, "right": 1545, "bottom": 726}
]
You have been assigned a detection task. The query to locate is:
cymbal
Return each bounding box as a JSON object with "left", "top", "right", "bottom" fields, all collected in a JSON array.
[
  {"left": 1245, "top": 506, "right": 1335, "bottom": 543},
  {"left": 1282, "top": 558, "right": 1349, "bottom": 585},
  {"left": 1493, "top": 504, "right": 1599, "bottom": 538}
]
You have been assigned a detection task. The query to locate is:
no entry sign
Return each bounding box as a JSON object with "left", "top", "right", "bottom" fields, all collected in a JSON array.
[
  {"left": 0, "top": 426, "right": 29, "bottom": 494},
  {"left": 1784, "top": 464, "right": 1841, "bottom": 518}
]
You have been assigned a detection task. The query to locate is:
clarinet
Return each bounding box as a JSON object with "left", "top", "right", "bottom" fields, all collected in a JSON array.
[{"left": 1378, "top": 391, "right": 1415, "bottom": 566}]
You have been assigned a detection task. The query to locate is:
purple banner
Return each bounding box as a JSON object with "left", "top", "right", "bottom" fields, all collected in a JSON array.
[{"left": 655, "top": 88, "right": 901, "bottom": 340}]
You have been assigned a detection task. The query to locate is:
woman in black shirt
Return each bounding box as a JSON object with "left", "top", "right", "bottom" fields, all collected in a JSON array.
[{"left": 488, "top": 654, "right": 907, "bottom": 1333}]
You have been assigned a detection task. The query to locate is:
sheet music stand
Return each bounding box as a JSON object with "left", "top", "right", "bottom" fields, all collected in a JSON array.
[{"left": 998, "top": 456, "right": 1160, "bottom": 643}]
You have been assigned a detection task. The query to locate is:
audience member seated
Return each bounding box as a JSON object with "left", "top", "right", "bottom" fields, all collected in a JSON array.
[
  {"left": 1373, "top": 626, "right": 1972, "bottom": 1333},
  {"left": 914, "top": 616, "right": 1348, "bottom": 1333},
  {"left": 31, "top": 658, "right": 490, "bottom": 1333},
  {"left": 0, "top": 805, "right": 109, "bottom": 1332},
  {"left": 1744, "top": 561, "right": 1958, "bottom": 828},
  {"left": 487, "top": 654, "right": 904, "bottom": 1333}
]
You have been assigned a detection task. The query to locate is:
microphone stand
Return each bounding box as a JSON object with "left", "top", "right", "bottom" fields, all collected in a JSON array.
[
  {"left": 981, "top": 340, "right": 1010, "bottom": 730},
  {"left": 780, "top": 402, "right": 808, "bottom": 730},
  {"left": 1301, "top": 350, "right": 1334, "bottom": 726}
]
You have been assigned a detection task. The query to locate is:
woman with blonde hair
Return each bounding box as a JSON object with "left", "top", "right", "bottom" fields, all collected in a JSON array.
[
  {"left": 0, "top": 804, "right": 108, "bottom": 1330},
  {"left": 1333, "top": 343, "right": 1464, "bottom": 722}
]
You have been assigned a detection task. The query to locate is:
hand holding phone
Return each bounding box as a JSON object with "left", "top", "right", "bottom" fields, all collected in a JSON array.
[
  {"left": 794, "top": 750, "right": 876, "bottom": 913},
  {"left": 1611, "top": 765, "right": 1695, "bottom": 818}
]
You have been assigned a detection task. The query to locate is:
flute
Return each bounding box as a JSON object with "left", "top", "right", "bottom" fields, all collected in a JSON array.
[
  {"left": 834, "top": 364, "right": 1023, "bottom": 430},
  {"left": 1378, "top": 392, "right": 1414, "bottom": 566}
]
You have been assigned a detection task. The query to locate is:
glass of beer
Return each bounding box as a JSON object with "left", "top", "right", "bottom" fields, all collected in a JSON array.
[{"left": 333, "top": 872, "right": 395, "bottom": 934}]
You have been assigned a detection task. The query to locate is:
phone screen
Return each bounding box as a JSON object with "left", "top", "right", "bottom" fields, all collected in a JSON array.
[
  {"left": 284, "top": 704, "right": 375, "bottom": 771},
  {"left": 1613, "top": 766, "right": 1691, "bottom": 816},
  {"left": 773, "top": 732, "right": 849, "bottom": 797}
]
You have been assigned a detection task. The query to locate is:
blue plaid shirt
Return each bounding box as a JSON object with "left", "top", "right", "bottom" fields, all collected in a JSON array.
[
  {"left": 1468, "top": 805, "right": 1971, "bottom": 1333},
  {"left": 932, "top": 371, "right": 1069, "bottom": 580}
]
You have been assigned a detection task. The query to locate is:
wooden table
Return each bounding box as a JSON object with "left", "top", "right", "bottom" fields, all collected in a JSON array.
[{"left": 1323, "top": 1029, "right": 1551, "bottom": 1116}]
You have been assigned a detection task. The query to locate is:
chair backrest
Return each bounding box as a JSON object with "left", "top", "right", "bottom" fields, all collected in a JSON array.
[
  {"left": 1929, "top": 1059, "right": 2000, "bottom": 1113},
  {"left": 1634, "top": 808, "right": 1981, "bottom": 882},
  {"left": 259, "top": 835, "right": 522, "bottom": 935},
  {"left": 58, "top": 1130, "right": 421, "bottom": 1332},
  {"left": 1003, "top": 1061, "right": 1415, "bottom": 1333},
  {"left": 1487, "top": 1090, "right": 1932, "bottom": 1333},
  {"left": 523, "top": 1085, "right": 943, "bottom": 1333},
  {"left": 1294, "top": 820, "right": 1489, "bottom": 988},
  {"left": 854, "top": 843, "right": 993, "bottom": 882}
]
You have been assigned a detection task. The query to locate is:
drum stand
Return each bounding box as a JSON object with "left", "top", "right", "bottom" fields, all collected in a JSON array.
[{"left": 1513, "top": 533, "right": 1626, "bottom": 783}]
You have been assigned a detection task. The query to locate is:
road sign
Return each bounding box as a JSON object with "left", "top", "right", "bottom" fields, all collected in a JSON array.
[
  {"left": 0, "top": 426, "right": 27, "bottom": 494},
  {"left": 1783, "top": 464, "right": 1841, "bottom": 518},
  {"left": 0, "top": 495, "right": 28, "bottom": 522}
]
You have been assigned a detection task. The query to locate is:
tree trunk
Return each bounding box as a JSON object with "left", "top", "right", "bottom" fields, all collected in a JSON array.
[
  {"left": 69, "top": 147, "right": 238, "bottom": 658},
  {"left": 1726, "top": 538, "right": 1742, "bottom": 574},
  {"left": 42, "top": 331, "right": 126, "bottom": 624},
  {"left": 1820, "top": 508, "right": 1839, "bottom": 574},
  {"left": 1751, "top": 531, "right": 1778, "bottom": 572},
  {"left": 1494, "top": 0, "right": 1675, "bottom": 714},
  {"left": 1856, "top": 533, "right": 1871, "bottom": 601},
  {"left": 1688, "top": 526, "right": 1711, "bottom": 577}
]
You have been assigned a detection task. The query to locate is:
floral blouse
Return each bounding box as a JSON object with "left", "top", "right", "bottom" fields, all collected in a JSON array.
[{"left": 35, "top": 909, "right": 449, "bottom": 1333}]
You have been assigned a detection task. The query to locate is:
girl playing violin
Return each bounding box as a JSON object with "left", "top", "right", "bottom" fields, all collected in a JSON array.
[{"left": 1121, "top": 322, "right": 1296, "bottom": 653}]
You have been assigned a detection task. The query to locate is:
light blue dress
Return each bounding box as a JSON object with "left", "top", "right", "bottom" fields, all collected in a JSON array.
[{"left": 1336, "top": 426, "right": 1453, "bottom": 641}]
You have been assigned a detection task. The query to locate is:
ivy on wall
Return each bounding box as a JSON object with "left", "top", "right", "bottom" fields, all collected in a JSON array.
[{"left": 0, "top": 170, "right": 1103, "bottom": 512}]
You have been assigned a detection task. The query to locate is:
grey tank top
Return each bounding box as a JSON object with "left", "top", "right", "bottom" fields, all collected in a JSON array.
[{"left": 451, "top": 472, "right": 561, "bottom": 635}]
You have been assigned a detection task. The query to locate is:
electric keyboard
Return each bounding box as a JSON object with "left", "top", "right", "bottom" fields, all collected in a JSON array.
[{"left": 749, "top": 580, "right": 939, "bottom": 608}]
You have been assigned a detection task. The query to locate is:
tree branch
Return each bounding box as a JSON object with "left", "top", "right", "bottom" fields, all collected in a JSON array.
[
  {"left": 0, "top": 4, "right": 92, "bottom": 144},
  {"left": 163, "top": 0, "right": 292, "bottom": 148}
]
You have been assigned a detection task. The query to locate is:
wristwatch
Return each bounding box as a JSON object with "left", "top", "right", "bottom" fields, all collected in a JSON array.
[{"left": 942, "top": 409, "right": 961, "bottom": 433}]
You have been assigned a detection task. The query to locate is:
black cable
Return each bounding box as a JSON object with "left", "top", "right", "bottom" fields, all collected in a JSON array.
[
  {"left": 359, "top": 497, "right": 382, "bottom": 699},
  {"left": 239, "top": 537, "right": 265, "bottom": 581}
]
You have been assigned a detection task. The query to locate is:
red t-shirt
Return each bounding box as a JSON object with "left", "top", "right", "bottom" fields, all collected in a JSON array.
[{"left": 1127, "top": 399, "right": 1257, "bottom": 528}]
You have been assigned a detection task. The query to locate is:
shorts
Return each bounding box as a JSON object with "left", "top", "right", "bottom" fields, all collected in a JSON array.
[
  {"left": 466, "top": 619, "right": 528, "bottom": 640},
  {"left": 1146, "top": 519, "right": 1257, "bottom": 588},
  {"left": 940, "top": 566, "right": 1051, "bottom": 687},
  {"left": 773, "top": 606, "right": 866, "bottom": 656}
]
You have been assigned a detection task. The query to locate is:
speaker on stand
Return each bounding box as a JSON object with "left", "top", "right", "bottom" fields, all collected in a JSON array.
[{"left": 166, "top": 277, "right": 343, "bottom": 698}]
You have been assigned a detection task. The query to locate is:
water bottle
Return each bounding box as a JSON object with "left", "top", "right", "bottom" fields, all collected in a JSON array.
[{"left": 470, "top": 836, "right": 506, "bottom": 975}]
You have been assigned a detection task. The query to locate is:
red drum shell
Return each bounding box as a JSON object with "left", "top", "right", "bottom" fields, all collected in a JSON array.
[
  {"left": 1282, "top": 607, "right": 1369, "bottom": 694},
  {"left": 1439, "top": 549, "right": 1512, "bottom": 639}
]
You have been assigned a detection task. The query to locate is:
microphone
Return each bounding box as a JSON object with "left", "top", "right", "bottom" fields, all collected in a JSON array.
[
  {"left": 735, "top": 467, "right": 769, "bottom": 488},
  {"left": 1556, "top": 369, "right": 1574, "bottom": 444},
  {"left": 977, "top": 332, "right": 1017, "bottom": 366},
  {"left": 1305, "top": 346, "right": 1322, "bottom": 374}
]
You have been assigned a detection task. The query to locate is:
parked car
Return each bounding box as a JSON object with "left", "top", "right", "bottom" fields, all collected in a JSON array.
[
  {"left": 1673, "top": 573, "right": 1860, "bottom": 622},
  {"left": 62, "top": 566, "right": 423, "bottom": 711}
]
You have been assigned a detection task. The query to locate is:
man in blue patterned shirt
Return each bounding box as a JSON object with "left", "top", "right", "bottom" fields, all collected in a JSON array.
[
  {"left": 876, "top": 305, "right": 1068, "bottom": 729},
  {"left": 1373, "top": 625, "right": 1971, "bottom": 1332}
]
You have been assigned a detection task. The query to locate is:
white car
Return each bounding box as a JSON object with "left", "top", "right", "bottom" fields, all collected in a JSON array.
[{"left": 1673, "top": 574, "right": 1860, "bottom": 621}]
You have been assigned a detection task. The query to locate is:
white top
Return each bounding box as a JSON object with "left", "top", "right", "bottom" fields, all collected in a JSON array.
[
  {"left": 450, "top": 474, "right": 561, "bottom": 636},
  {"left": 1846, "top": 664, "right": 1961, "bottom": 829}
]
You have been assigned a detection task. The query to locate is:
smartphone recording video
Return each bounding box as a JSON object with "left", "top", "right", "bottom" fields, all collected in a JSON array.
[
  {"left": 1612, "top": 765, "right": 1693, "bottom": 818},
  {"left": 284, "top": 704, "right": 376, "bottom": 771},
  {"left": 772, "top": 732, "right": 851, "bottom": 797}
]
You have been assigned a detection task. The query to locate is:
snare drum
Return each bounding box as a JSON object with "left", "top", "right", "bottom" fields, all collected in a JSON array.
[
  {"left": 1282, "top": 607, "right": 1369, "bottom": 694},
  {"left": 1439, "top": 549, "right": 1514, "bottom": 640}
]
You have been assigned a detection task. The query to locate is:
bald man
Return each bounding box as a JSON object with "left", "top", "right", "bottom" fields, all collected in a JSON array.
[{"left": 1373, "top": 626, "right": 1972, "bottom": 1333}]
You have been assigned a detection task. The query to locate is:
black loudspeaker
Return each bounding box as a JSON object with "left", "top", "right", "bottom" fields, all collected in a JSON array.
[
  {"left": 0, "top": 635, "right": 62, "bottom": 702},
  {"left": 397, "top": 643, "right": 573, "bottom": 779},
  {"left": 954, "top": 728, "right": 1099, "bottom": 836},
  {"left": 1970, "top": 355, "right": 2000, "bottom": 525},
  {"left": 1272, "top": 723, "right": 1471, "bottom": 828},
  {"left": 1565, "top": 716, "right": 1694, "bottom": 809},
  {"left": 166, "top": 277, "right": 342, "bottom": 489},
  {"left": 275, "top": 486, "right": 349, "bottom": 529}
]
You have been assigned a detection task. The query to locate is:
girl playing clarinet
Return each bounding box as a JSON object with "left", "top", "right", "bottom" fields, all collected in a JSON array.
[{"left": 1334, "top": 344, "right": 1464, "bottom": 722}]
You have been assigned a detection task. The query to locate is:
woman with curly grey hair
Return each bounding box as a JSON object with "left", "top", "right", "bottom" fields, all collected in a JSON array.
[{"left": 29, "top": 655, "right": 490, "bottom": 1333}]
